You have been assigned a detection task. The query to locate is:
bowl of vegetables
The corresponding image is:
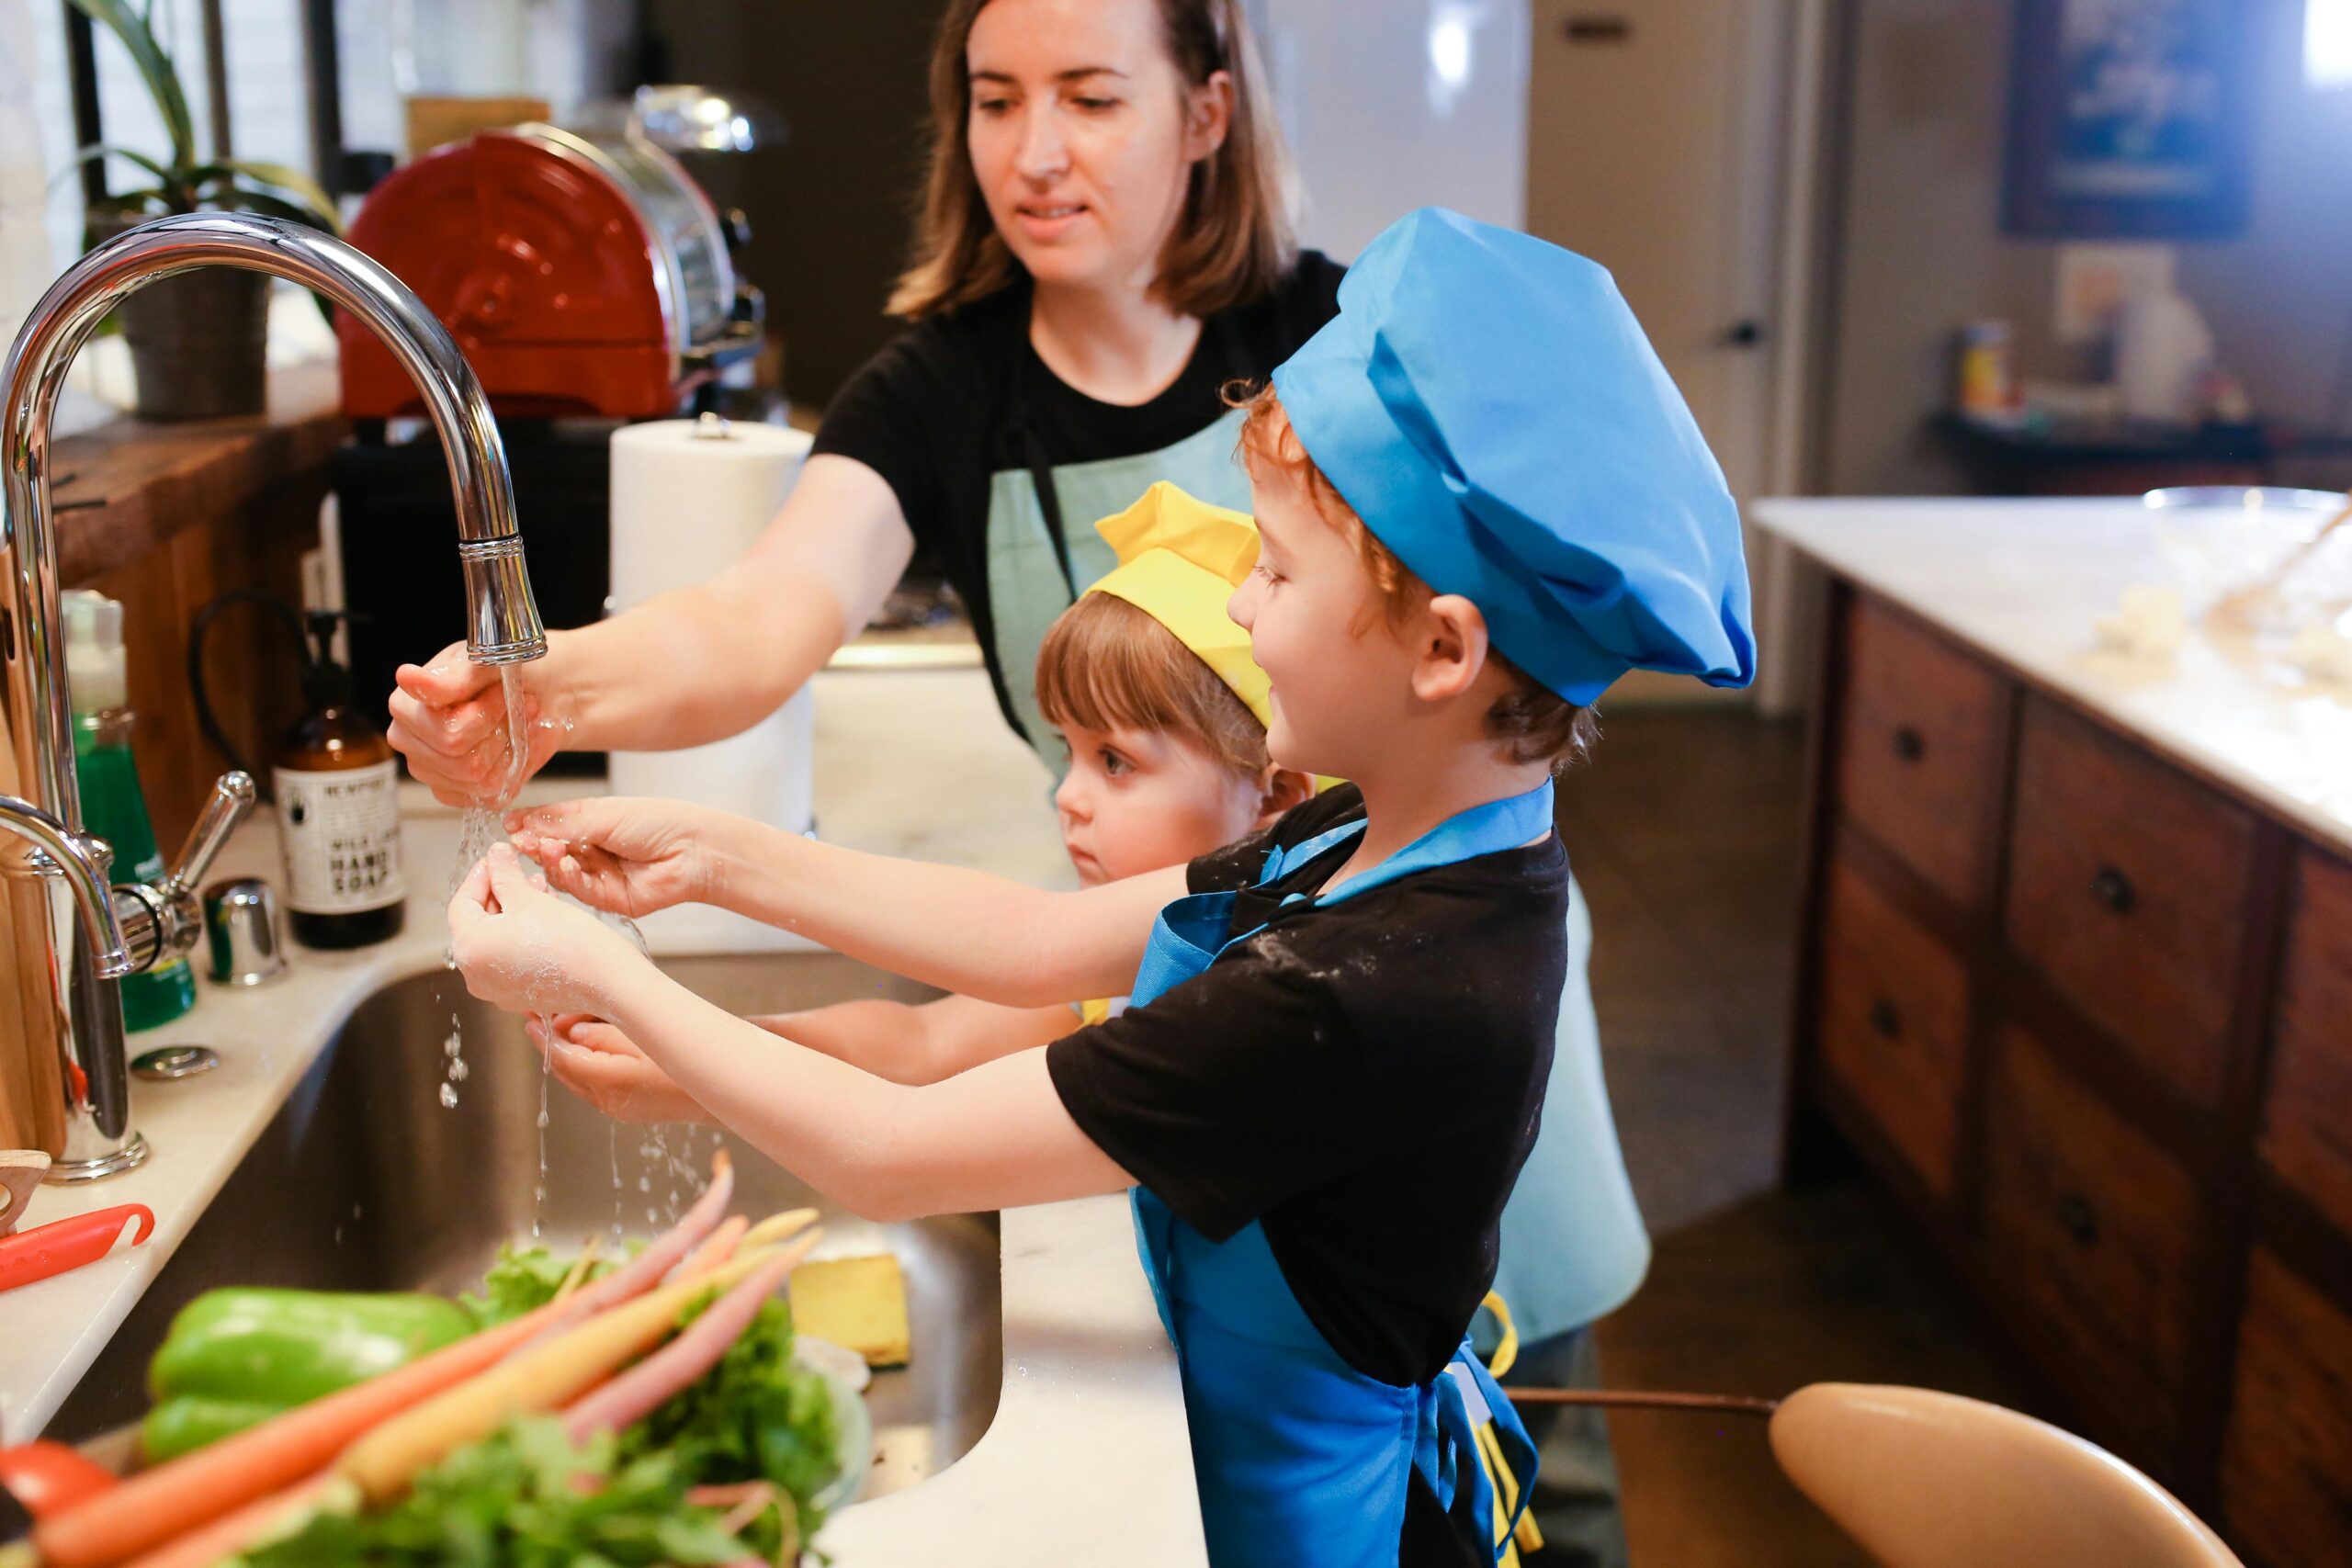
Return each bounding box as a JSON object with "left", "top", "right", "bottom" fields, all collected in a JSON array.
[{"left": 0, "top": 1154, "right": 869, "bottom": 1568}]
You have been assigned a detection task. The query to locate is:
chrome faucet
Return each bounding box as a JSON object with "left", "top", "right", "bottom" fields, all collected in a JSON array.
[{"left": 0, "top": 212, "right": 548, "bottom": 1180}]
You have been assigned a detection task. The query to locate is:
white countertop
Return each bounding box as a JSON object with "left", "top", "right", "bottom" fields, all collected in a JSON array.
[
  {"left": 1750, "top": 495, "right": 2352, "bottom": 856},
  {"left": 0, "top": 666, "right": 1205, "bottom": 1566}
]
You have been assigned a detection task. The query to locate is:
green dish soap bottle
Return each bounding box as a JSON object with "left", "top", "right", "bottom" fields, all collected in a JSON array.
[{"left": 64, "top": 589, "right": 198, "bottom": 1030}]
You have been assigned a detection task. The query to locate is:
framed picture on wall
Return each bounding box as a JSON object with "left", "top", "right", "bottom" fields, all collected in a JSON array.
[{"left": 2001, "top": 0, "right": 2254, "bottom": 239}]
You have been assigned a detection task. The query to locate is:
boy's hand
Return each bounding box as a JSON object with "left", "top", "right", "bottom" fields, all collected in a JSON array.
[
  {"left": 447, "top": 845, "right": 643, "bottom": 1015},
  {"left": 505, "top": 796, "right": 726, "bottom": 917},
  {"left": 389, "top": 641, "right": 570, "bottom": 807},
  {"left": 530, "top": 1013, "right": 714, "bottom": 1124}
]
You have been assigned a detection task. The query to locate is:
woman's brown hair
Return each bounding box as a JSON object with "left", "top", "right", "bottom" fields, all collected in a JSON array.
[{"left": 888, "top": 0, "right": 1300, "bottom": 321}]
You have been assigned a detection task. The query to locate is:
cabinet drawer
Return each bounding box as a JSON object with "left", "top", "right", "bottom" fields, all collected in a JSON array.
[
  {"left": 1817, "top": 852, "right": 1970, "bottom": 1201},
  {"left": 2221, "top": 1249, "right": 2352, "bottom": 1568},
  {"left": 2260, "top": 847, "right": 2352, "bottom": 1238},
  {"left": 1981, "top": 1021, "right": 2199, "bottom": 1461},
  {"left": 1834, "top": 596, "right": 2009, "bottom": 911},
  {"left": 2003, "top": 695, "right": 2257, "bottom": 1108}
]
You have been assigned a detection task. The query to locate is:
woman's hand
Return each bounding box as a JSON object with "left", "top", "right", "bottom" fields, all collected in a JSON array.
[
  {"left": 389, "top": 640, "right": 572, "bottom": 807},
  {"left": 447, "top": 846, "right": 644, "bottom": 1016},
  {"left": 530, "top": 1013, "right": 715, "bottom": 1124},
  {"left": 505, "top": 796, "right": 733, "bottom": 918}
]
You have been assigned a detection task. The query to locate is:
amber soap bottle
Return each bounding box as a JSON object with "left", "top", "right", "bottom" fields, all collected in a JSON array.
[{"left": 275, "top": 612, "right": 406, "bottom": 948}]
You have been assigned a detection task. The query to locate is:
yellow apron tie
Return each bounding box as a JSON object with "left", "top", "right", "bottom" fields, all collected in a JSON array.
[{"left": 1476, "top": 1291, "right": 1544, "bottom": 1561}]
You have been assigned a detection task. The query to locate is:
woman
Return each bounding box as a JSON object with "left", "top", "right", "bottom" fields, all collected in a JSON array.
[
  {"left": 390, "top": 0, "right": 1340, "bottom": 784},
  {"left": 391, "top": 4, "right": 1636, "bottom": 1562}
]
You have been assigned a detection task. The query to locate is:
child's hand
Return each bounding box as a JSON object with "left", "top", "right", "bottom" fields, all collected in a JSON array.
[
  {"left": 505, "top": 797, "right": 724, "bottom": 917},
  {"left": 529, "top": 1013, "right": 713, "bottom": 1124},
  {"left": 447, "top": 845, "right": 645, "bottom": 1015}
]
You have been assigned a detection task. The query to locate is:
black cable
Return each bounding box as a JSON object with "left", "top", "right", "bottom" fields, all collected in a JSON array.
[{"left": 186, "top": 588, "right": 308, "bottom": 801}]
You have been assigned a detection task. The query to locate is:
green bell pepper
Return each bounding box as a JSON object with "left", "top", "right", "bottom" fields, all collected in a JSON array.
[
  {"left": 138, "top": 1394, "right": 288, "bottom": 1464},
  {"left": 141, "top": 1288, "right": 475, "bottom": 1461}
]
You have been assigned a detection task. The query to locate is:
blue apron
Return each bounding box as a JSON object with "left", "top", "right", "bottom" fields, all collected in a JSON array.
[{"left": 1127, "top": 783, "right": 1552, "bottom": 1568}]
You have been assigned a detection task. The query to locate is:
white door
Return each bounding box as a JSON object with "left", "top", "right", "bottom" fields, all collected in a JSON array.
[
  {"left": 1255, "top": 0, "right": 1533, "bottom": 261},
  {"left": 1525, "top": 0, "right": 1806, "bottom": 706}
]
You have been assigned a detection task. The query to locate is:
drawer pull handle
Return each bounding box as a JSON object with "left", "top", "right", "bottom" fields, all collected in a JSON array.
[
  {"left": 2056, "top": 1192, "right": 2100, "bottom": 1247},
  {"left": 2089, "top": 865, "right": 2136, "bottom": 915},
  {"left": 1869, "top": 998, "right": 1902, "bottom": 1040},
  {"left": 1892, "top": 726, "right": 1926, "bottom": 762}
]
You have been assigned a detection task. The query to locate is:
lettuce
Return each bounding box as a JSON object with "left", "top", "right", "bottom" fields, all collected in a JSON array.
[
  {"left": 619, "top": 1295, "right": 838, "bottom": 1541},
  {"left": 458, "top": 1243, "right": 622, "bottom": 1329},
  {"left": 241, "top": 1417, "right": 749, "bottom": 1568}
]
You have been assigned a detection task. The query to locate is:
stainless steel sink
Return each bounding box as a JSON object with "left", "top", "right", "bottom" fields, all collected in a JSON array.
[{"left": 50, "top": 954, "right": 1003, "bottom": 1504}]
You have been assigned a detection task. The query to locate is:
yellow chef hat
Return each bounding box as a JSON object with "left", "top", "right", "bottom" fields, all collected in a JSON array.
[{"left": 1086, "top": 481, "right": 1272, "bottom": 728}]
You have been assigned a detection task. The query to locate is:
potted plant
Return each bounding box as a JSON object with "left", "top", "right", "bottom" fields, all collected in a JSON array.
[{"left": 62, "top": 0, "right": 342, "bottom": 420}]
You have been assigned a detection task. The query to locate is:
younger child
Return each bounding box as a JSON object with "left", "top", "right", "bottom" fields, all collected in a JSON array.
[{"left": 452, "top": 208, "right": 1753, "bottom": 1568}]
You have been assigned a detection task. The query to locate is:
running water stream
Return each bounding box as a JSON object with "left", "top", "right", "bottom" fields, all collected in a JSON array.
[{"left": 431, "top": 666, "right": 674, "bottom": 1236}]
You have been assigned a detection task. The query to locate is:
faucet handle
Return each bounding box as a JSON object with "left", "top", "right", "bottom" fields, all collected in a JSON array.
[{"left": 161, "top": 772, "right": 256, "bottom": 900}]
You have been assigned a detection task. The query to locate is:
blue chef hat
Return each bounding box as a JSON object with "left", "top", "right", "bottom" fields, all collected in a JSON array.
[{"left": 1270, "top": 208, "right": 1755, "bottom": 705}]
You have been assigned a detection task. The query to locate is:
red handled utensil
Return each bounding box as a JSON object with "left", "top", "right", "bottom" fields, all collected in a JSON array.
[{"left": 0, "top": 1195, "right": 153, "bottom": 1294}]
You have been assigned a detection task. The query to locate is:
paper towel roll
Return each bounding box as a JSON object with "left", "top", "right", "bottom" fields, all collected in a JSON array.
[{"left": 609, "top": 416, "right": 818, "bottom": 954}]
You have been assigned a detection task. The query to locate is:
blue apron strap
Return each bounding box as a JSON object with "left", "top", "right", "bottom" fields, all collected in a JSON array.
[
  {"left": 1256, "top": 817, "right": 1366, "bottom": 887},
  {"left": 1415, "top": 1344, "right": 1539, "bottom": 1562},
  {"left": 1318, "top": 779, "right": 1555, "bottom": 908}
]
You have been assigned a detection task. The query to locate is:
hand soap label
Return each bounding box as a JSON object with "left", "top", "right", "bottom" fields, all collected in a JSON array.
[{"left": 276, "top": 761, "right": 406, "bottom": 913}]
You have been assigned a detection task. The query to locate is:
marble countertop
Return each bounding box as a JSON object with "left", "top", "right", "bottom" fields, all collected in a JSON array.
[
  {"left": 1749, "top": 495, "right": 2352, "bottom": 856},
  {"left": 0, "top": 666, "right": 1204, "bottom": 1566}
]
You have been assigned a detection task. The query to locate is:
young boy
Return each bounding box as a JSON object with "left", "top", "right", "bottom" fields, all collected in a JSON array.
[{"left": 452, "top": 208, "right": 1754, "bottom": 1568}]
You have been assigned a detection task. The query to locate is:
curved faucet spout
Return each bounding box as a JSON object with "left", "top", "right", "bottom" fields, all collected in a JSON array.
[{"left": 0, "top": 212, "right": 548, "bottom": 1178}]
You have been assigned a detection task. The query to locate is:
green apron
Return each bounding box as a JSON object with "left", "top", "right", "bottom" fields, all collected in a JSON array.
[
  {"left": 984, "top": 315, "right": 1257, "bottom": 760},
  {"left": 985, "top": 406, "right": 1253, "bottom": 760}
]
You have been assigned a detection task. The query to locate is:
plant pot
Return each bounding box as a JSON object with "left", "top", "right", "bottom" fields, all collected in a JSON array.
[
  {"left": 119, "top": 265, "right": 269, "bottom": 421},
  {"left": 89, "top": 213, "right": 270, "bottom": 421}
]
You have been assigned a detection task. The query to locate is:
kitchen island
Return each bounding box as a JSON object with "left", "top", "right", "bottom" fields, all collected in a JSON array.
[{"left": 1754, "top": 496, "right": 2352, "bottom": 1568}]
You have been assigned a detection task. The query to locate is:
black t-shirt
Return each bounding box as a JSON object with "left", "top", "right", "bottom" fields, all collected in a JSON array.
[
  {"left": 810, "top": 256, "right": 1346, "bottom": 733},
  {"left": 1046, "top": 784, "right": 1566, "bottom": 1387}
]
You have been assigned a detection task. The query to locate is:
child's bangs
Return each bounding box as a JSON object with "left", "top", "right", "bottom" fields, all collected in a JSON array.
[{"left": 1036, "top": 593, "right": 1268, "bottom": 777}]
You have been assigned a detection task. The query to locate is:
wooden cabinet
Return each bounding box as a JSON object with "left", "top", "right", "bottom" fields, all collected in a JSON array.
[
  {"left": 2220, "top": 1250, "right": 2352, "bottom": 1568},
  {"left": 2004, "top": 695, "right": 2258, "bottom": 1107},
  {"left": 1833, "top": 598, "right": 2008, "bottom": 911},
  {"left": 1792, "top": 582, "right": 2352, "bottom": 1562},
  {"left": 1981, "top": 1022, "right": 2200, "bottom": 1460},
  {"left": 1817, "top": 852, "right": 1970, "bottom": 1201},
  {"left": 2259, "top": 848, "right": 2352, "bottom": 1239}
]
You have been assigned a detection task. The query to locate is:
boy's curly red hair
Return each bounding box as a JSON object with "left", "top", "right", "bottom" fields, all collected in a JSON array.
[{"left": 1231, "top": 382, "right": 1600, "bottom": 771}]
